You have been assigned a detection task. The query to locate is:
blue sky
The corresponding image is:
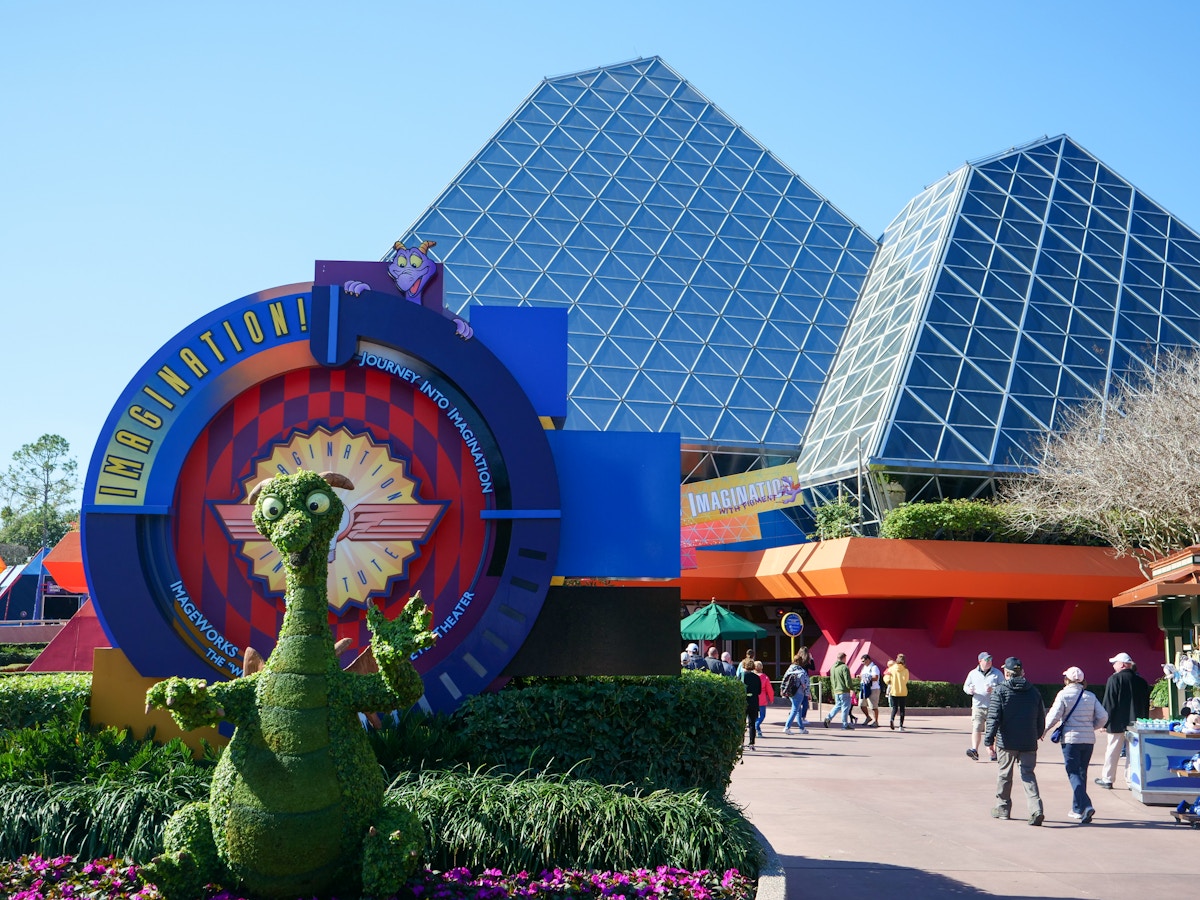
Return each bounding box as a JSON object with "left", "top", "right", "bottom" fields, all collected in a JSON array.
[{"left": 2, "top": 1, "right": 1198, "bottom": 505}]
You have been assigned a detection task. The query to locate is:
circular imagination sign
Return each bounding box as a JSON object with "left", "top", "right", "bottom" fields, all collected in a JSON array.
[{"left": 81, "top": 280, "right": 561, "bottom": 713}]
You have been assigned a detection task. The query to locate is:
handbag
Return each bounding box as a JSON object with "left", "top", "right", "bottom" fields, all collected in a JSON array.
[{"left": 1050, "top": 690, "right": 1086, "bottom": 743}]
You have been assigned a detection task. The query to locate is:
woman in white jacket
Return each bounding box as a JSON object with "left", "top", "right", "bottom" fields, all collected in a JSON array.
[{"left": 1043, "top": 666, "right": 1109, "bottom": 824}]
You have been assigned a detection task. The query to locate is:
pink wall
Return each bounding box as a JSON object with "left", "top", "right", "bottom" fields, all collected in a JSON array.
[{"left": 811, "top": 627, "right": 1162, "bottom": 686}]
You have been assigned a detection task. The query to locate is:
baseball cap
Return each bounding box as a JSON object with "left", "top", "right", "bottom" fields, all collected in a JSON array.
[
  {"left": 686, "top": 643, "right": 699, "bottom": 654},
  {"left": 1109, "top": 652, "right": 1134, "bottom": 665},
  {"left": 978, "top": 652, "right": 992, "bottom": 661},
  {"left": 1063, "top": 666, "right": 1085, "bottom": 683},
  {"left": 1003, "top": 656, "right": 1023, "bottom": 671}
]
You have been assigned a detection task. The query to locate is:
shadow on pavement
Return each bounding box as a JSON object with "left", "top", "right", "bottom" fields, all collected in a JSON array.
[{"left": 777, "top": 855, "right": 1065, "bottom": 899}]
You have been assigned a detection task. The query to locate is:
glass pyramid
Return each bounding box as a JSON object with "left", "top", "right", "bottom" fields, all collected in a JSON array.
[
  {"left": 797, "top": 135, "right": 1200, "bottom": 511},
  {"left": 399, "top": 57, "right": 877, "bottom": 452}
]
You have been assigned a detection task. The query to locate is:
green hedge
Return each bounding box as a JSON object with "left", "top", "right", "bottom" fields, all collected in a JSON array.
[
  {"left": 0, "top": 644, "right": 45, "bottom": 667},
  {"left": 809, "top": 676, "right": 1069, "bottom": 709},
  {"left": 454, "top": 673, "right": 746, "bottom": 794},
  {"left": 878, "top": 498, "right": 1106, "bottom": 545},
  {"left": 880, "top": 499, "right": 1020, "bottom": 542},
  {"left": 0, "top": 672, "right": 91, "bottom": 730}
]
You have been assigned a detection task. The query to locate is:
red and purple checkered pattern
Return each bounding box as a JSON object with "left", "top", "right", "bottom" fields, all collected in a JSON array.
[{"left": 172, "top": 364, "right": 495, "bottom": 670}]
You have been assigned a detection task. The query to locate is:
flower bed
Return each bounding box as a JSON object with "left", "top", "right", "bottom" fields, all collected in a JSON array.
[{"left": 0, "top": 856, "right": 756, "bottom": 900}]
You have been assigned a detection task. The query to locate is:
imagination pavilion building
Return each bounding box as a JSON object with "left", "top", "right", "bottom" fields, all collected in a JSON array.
[{"left": 396, "top": 57, "right": 1200, "bottom": 681}]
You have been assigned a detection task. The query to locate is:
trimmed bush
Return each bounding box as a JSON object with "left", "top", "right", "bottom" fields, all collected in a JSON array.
[
  {"left": 0, "top": 644, "right": 45, "bottom": 667},
  {"left": 879, "top": 498, "right": 1106, "bottom": 545},
  {"left": 0, "top": 672, "right": 754, "bottom": 867},
  {"left": 454, "top": 673, "right": 746, "bottom": 794},
  {"left": 810, "top": 677, "right": 1066, "bottom": 709},
  {"left": 880, "top": 499, "right": 1018, "bottom": 542},
  {"left": 0, "top": 673, "right": 90, "bottom": 730},
  {"left": 390, "top": 766, "right": 763, "bottom": 877}
]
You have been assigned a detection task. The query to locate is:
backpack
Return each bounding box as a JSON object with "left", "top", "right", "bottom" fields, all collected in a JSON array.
[{"left": 781, "top": 671, "right": 799, "bottom": 699}]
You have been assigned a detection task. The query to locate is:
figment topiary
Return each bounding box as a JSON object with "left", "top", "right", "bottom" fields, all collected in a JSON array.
[{"left": 143, "top": 469, "right": 436, "bottom": 899}]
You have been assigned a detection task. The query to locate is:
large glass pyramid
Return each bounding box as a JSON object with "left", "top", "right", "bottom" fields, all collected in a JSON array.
[
  {"left": 399, "top": 57, "right": 877, "bottom": 453},
  {"left": 796, "top": 135, "right": 1200, "bottom": 512}
]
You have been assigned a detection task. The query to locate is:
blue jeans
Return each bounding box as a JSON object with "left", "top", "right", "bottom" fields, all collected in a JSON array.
[
  {"left": 756, "top": 704, "right": 768, "bottom": 732},
  {"left": 827, "top": 692, "right": 853, "bottom": 726},
  {"left": 784, "top": 693, "right": 808, "bottom": 730},
  {"left": 1061, "top": 741, "right": 1095, "bottom": 814}
]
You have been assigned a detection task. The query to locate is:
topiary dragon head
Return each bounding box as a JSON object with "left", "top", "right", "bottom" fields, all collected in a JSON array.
[{"left": 248, "top": 469, "right": 354, "bottom": 583}]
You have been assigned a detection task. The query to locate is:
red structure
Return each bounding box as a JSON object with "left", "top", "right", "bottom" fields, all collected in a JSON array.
[
  {"left": 27, "top": 532, "right": 110, "bottom": 672},
  {"left": 675, "top": 537, "right": 1157, "bottom": 682}
]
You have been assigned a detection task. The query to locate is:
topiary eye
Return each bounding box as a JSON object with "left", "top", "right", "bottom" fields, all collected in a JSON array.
[
  {"left": 306, "top": 491, "right": 332, "bottom": 515},
  {"left": 261, "top": 497, "right": 284, "bottom": 520}
]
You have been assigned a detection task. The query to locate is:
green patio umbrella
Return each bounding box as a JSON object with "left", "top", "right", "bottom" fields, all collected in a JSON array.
[{"left": 680, "top": 601, "right": 768, "bottom": 641}]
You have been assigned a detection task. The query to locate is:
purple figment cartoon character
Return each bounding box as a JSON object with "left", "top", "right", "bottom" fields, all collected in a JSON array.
[
  {"left": 344, "top": 240, "right": 473, "bottom": 340},
  {"left": 778, "top": 476, "right": 803, "bottom": 504}
]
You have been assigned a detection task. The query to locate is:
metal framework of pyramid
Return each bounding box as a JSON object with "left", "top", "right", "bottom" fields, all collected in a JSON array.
[{"left": 398, "top": 60, "right": 1200, "bottom": 539}]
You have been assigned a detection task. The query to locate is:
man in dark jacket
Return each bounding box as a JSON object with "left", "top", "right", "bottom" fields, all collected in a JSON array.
[
  {"left": 983, "top": 657, "right": 1047, "bottom": 825},
  {"left": 1096, "top": 652, "right": 1151, "bottom": 789},
  {"left": 704, "top": 646, "right": 725, "bottom": 675}
]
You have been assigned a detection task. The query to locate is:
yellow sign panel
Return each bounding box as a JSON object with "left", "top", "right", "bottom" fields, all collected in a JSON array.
[{"left": 680, "top": 463, "right": 804, "bottom": 526}]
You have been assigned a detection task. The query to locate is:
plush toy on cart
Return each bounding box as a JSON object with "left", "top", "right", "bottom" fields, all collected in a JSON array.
[{"left": 1164, "top": 652, "right": 1200, "bottom": 690}]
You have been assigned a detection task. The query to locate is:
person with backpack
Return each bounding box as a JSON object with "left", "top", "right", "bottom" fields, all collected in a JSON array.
[
  {"left": 781, "top": 651, "right": 811, "bottom": 735},
  {"left": 858, "top": 654, "right": 881, "bottom": 727}
]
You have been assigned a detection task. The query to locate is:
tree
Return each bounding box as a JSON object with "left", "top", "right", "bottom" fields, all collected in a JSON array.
[
  {"left": 1002, "top": 348, "right": 1200, "bottom": 568},
  {"left": 0, "top": 434, "right": 79, "bottom": 555}
]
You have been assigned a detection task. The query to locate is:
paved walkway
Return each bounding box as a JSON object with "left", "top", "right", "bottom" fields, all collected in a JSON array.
[{"left": 728, "top": 709, "right": 1196, "bottom": 900}]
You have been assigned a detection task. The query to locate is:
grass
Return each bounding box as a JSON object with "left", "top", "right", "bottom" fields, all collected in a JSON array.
[
  {"left": 0, "top": 777, "right": 210, "bottom": 862},
  {"left": 390, "top": 766, "right": 763, "bottom": 878}
]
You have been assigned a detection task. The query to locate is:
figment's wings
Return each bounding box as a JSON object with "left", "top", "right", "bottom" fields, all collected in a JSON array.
[{"left": 216, "top": 502, "right": 446, "bottom": 545}]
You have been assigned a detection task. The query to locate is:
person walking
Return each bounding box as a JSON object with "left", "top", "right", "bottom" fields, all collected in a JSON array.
[
  {"left": 964, "top": 652, "right": 1003, "bottom": 760},
  {"left": 719, "top": 651, "right": 737, "bottom": 677},
  {"left": 1096, "top": 651, "right": 1151, "bottom": 790},
  {"left": 858, "top": 654, "right": 881, "bottom": 727},
  {"left": 984, "top": 657, "right": 1047, "bottom": 826},
  {"left": 754, "top": 660, "right": 775, "bottom": 737},
  {"left": 704, "top": 646, "right": 724, "bottom": 675},
  {"left": 1044, "top": 666, "right": 1108, "bottom": 824},
  {"left": 739, "top": 657, "right": 762, "bottom": 750},
  {"left": 684, "top": 643, "right": 707, "bottom": 671},
  {"left": 795, "top": 645, "right": 817, "bottom": 675},
  {"left": 824, "top": 652, "right": 855, "bottom": 729},
  {"left": 885, "top": 654, "right": 911, "bottom": 731},
  {"left": 781, "top": 651, "right": 811, "bottom": 734},
  {"left": 736, "top": 649, "right": 756, "bottom": 678}
]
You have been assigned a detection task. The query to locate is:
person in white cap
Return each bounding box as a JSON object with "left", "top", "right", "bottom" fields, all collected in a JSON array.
[
  {"left": 1044, "top": 666, "right": 1108, "bottom": 823},
  {"left": 1096, "top": 652, "right": 1151, "bottom": 789},
  {"left": 964, "top": 651, "right": 1003, "bottom": 761},
  {"left": 683, "top": 643, "right": 707, "bottom": 671}
]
